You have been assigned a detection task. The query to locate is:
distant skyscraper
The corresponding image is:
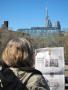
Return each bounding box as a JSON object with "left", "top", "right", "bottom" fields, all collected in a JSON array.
[{"left": 45, "top": 8, "right": 52, "bottom": 27}]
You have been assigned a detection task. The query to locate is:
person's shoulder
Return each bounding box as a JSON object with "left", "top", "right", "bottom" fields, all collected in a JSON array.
[
  {"left": 25, "top": 68, "right": 43, "bottom": 83},
  {"left": 31, "top": 68, "right": 42, "bottom": 75},
  {"left": 27, "top": 71, "right": 50, "bottom": 90}
]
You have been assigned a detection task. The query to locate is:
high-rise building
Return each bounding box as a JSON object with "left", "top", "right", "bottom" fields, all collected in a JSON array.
[{"left": 45, "top": 8, "right": 52, "bottom": 27}]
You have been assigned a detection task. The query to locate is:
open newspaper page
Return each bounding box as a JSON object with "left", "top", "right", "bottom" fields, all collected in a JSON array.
[{"left": 35, "top": 47, "right": 65, "bottom": 90}]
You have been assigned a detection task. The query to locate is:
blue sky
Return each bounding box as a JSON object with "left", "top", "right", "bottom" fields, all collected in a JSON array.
[{"left": 0, "top": 0, "right": 68, "bottom": 30}]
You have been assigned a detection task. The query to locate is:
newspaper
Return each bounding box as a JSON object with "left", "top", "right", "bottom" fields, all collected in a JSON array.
[{"left": 35, "top": 47, "right": 65, "bottom": 90}]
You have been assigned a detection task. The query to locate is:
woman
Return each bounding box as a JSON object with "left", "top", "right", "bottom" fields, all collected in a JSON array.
[{"left": 1, "top": 37, "right": 50, "bottom": 90}]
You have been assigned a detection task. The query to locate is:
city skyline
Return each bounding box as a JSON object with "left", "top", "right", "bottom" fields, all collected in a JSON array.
[{"left": 0, "top": 0, "right": 68, "bottom": 30}]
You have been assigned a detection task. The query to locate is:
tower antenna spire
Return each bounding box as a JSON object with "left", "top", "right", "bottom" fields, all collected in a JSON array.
[
  {"left": 46, "top": 7, "right": 48, "bottom": 18},
  {"left": 45, "top": 1, "right": 52, "bottom": 27},
  {"left": 45, "top": 0, "right": 48, "bottom": 17}
]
